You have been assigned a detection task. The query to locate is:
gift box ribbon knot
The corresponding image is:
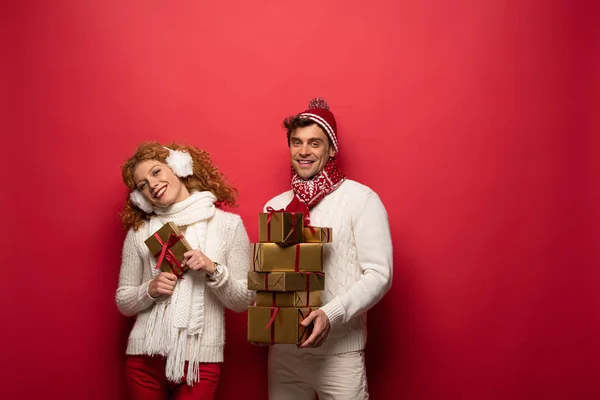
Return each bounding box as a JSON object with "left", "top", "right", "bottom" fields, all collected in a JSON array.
[{"left": 153, "top": 232, "right": 186, "bottom": 277}]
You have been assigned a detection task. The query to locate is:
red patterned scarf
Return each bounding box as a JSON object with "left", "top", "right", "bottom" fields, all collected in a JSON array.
[{"left": 285, "top": 158, "right": 346, "bottom": 224}]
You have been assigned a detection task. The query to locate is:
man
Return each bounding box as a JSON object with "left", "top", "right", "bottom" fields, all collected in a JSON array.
[{"left": 264, "top": 98, "right": 393, "bottom": 399}]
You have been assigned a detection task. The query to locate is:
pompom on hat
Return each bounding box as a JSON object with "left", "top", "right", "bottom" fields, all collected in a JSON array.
[{"left": 299, "top": 97, "right": 339, "bottom": 153}]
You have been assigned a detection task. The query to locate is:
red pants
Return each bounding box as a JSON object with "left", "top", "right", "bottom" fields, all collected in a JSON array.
[{"left": 126, "top": 355, "right": 221, "bottom": 400}]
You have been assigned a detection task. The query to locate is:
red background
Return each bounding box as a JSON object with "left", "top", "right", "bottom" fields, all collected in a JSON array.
[{"left": 4, "top": 1, "right": 599, "bottom": 399}]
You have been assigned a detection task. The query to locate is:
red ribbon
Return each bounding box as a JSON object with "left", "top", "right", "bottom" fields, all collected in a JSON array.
[
  {"left": 301, "top": 271, "right": 324, "bottom": 291},
  {"left": 153, "top": 232, "right": 185, "bottom": 277},
  {"left": 264, "top": 272, "right": 270, "bottom": 290},
  {"left": 265, "top": 206, "right": 283, "bottom": 221},
  {"left": 301, "top": 271, "right": 324, "bottom": 306},
  {"left": 266, "top": 207, "right": 299, "bottom": 242},
  {"left": 304, "top": 272, "right": 311, "bottom": 305},
  {"left": 265, "top": 206, "right": 283, "bottom": 242},
  {"left": 264, "top": 306, "right": 280, "bottom": 344}
]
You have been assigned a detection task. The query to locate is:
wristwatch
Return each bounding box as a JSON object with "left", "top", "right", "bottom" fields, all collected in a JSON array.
[{"left": 206, "top": 262, "right": 223, "bottom": 281}]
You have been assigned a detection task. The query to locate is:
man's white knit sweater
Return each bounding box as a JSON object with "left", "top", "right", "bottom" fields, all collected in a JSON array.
[
  {"left": 116, "top": 194, "right": 254, "bottom": 375},
  {"left": 265, "top": 179, "right": 393, "bottom": 355}
]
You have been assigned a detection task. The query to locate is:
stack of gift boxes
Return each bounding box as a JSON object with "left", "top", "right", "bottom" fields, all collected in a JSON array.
[{"left": 247, "top": 211, "right": 332, "bottom": 345}]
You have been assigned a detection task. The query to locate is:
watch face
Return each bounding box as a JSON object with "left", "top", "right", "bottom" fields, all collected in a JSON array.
[
  {"left": 207, "top": 263, "right": 221, "bottom": 280},
  {"left": 213, "top": 263, "right": 222, "bottom": 275}
]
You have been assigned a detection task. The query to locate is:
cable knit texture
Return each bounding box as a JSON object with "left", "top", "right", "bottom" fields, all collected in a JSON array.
[
  {"left": 116, "top": 191, "right": 254, "bottom": 384},
  {"left": 265, "top": 180, "right": 393, "bottom": 355}
]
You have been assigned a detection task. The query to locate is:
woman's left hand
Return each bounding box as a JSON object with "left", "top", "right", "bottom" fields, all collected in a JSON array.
[{"left": 182, "top": 249, "right": 216, "bottom": 274}]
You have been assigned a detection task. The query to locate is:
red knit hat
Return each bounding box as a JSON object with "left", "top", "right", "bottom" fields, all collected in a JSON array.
[{"left": 299, "top": 98, "right": 338, "bottom": 152}]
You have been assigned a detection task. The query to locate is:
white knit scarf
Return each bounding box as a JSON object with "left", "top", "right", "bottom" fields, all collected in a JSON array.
[{"left": 143, "top": 191, "right": 216, "bottom": 385}]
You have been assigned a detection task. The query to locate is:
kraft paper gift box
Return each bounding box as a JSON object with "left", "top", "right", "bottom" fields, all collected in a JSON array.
[
  {"left": 258, "top": 211, "right": 304, "bottom": 244},
  {"left": 251, "top": 243, "right": 323, "bottom": 272},
  {"left": 247, "top": 306, "right": 317, "bottom": 344},
  {"left": 303, "top": 226, "right": 333, "bottom": 243},
  {"left": 247, "top": 271, "right": 325, "bottom": 292},
  {"left": 255, "top": 291, "right": 321, "bottom": 308},
  {"left": 144, "top": 222, "right": 192, "bottom": 278}
]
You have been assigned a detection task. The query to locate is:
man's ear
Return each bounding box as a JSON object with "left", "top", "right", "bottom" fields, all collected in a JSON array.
[{"left": 329, "top": 147, "right": 337, "bottom": 158}]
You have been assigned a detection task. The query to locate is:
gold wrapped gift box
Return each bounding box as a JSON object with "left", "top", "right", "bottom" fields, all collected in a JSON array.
[
  {"left": 251, "top": 243, "right": 323, "bottom": 272},
  {"left": 258, "top": 211, "right": 304, "bottom": 244},
  {"left": 247, "top": 271, "right": 325, "bottom": 292},
  {"left": 255, "top": 291, "right": 321, "bottom": 308},
  {"left": 144, "top": 222, "right": 192, "bottom": 278},
  {"left": 303, "top": 226, "right": 333, "bottom": 243},
  {"left": 247, "top": 306, "right": 317, "bottom": 344}
]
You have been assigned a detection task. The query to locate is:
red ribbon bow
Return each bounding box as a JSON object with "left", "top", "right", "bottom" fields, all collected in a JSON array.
[
  {"left": 265, "top": 206, "right": 283, "bottom": 222},
  {"left": 153, "top": 232, "right": 185, "bottom": 278},
  {"left": 265, "top": 207, "right": 283, "bottom": 242},
  {"left": 265, "top": 206, "right": 298, "bottom": 242}
]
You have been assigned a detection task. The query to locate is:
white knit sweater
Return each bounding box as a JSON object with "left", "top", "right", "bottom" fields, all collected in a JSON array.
[
  {"left": 265, "top": 179, "right": 393, "bottom": 355},
  {"left": 116, "top": 195, "right": 254, "bottom": 378}
]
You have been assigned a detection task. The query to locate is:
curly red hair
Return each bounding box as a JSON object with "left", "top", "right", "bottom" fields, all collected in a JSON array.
[{"left": 120, "top": 142, "right": 237, "bottom": 231}]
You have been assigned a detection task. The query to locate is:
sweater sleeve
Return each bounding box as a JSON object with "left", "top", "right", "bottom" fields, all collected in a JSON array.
[
  {"left": 319, "top": 192, "right": 393, "bottom": 326},
  {"left": 115, "top": 228, "right": 157, "bottom": 317},
  {"left": 206, "top": 215, "right": 255, "bottom": 312}
]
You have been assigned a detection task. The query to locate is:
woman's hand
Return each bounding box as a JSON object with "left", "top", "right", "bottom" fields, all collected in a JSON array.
[
  {"left": 182, "top": 249, "right": 216, "bottom": 274},
  {"left": 148, "top": 272, "right": 177, "bottom": 297}
]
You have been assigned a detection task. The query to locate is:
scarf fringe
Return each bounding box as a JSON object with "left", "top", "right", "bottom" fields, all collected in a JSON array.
[
  {"left": 143, "top": 301, "right": 172, "bottom": 355},
  {"left": 165, "top": 331, "right": 202, "bottom": 385},
  {"left": 142, "top": 304, "right": 203, "bottom": 385}
]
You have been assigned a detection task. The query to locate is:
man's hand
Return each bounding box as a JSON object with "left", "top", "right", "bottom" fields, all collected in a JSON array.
[
  {"left": 299, "top": 309, "right": 331, "bottom": 348},
  {"left": 148, "top": 272, "right": 177, "bottom": 297}
]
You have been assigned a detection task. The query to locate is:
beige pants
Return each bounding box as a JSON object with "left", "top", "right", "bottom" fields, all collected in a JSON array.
[{"left": 268, "top": 346, "right": 369, "bottom": 400}]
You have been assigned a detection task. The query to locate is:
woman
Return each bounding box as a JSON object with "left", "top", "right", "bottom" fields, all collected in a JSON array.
[{"left": 116, "top": 142, "right": 254, "bottom": 399}]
